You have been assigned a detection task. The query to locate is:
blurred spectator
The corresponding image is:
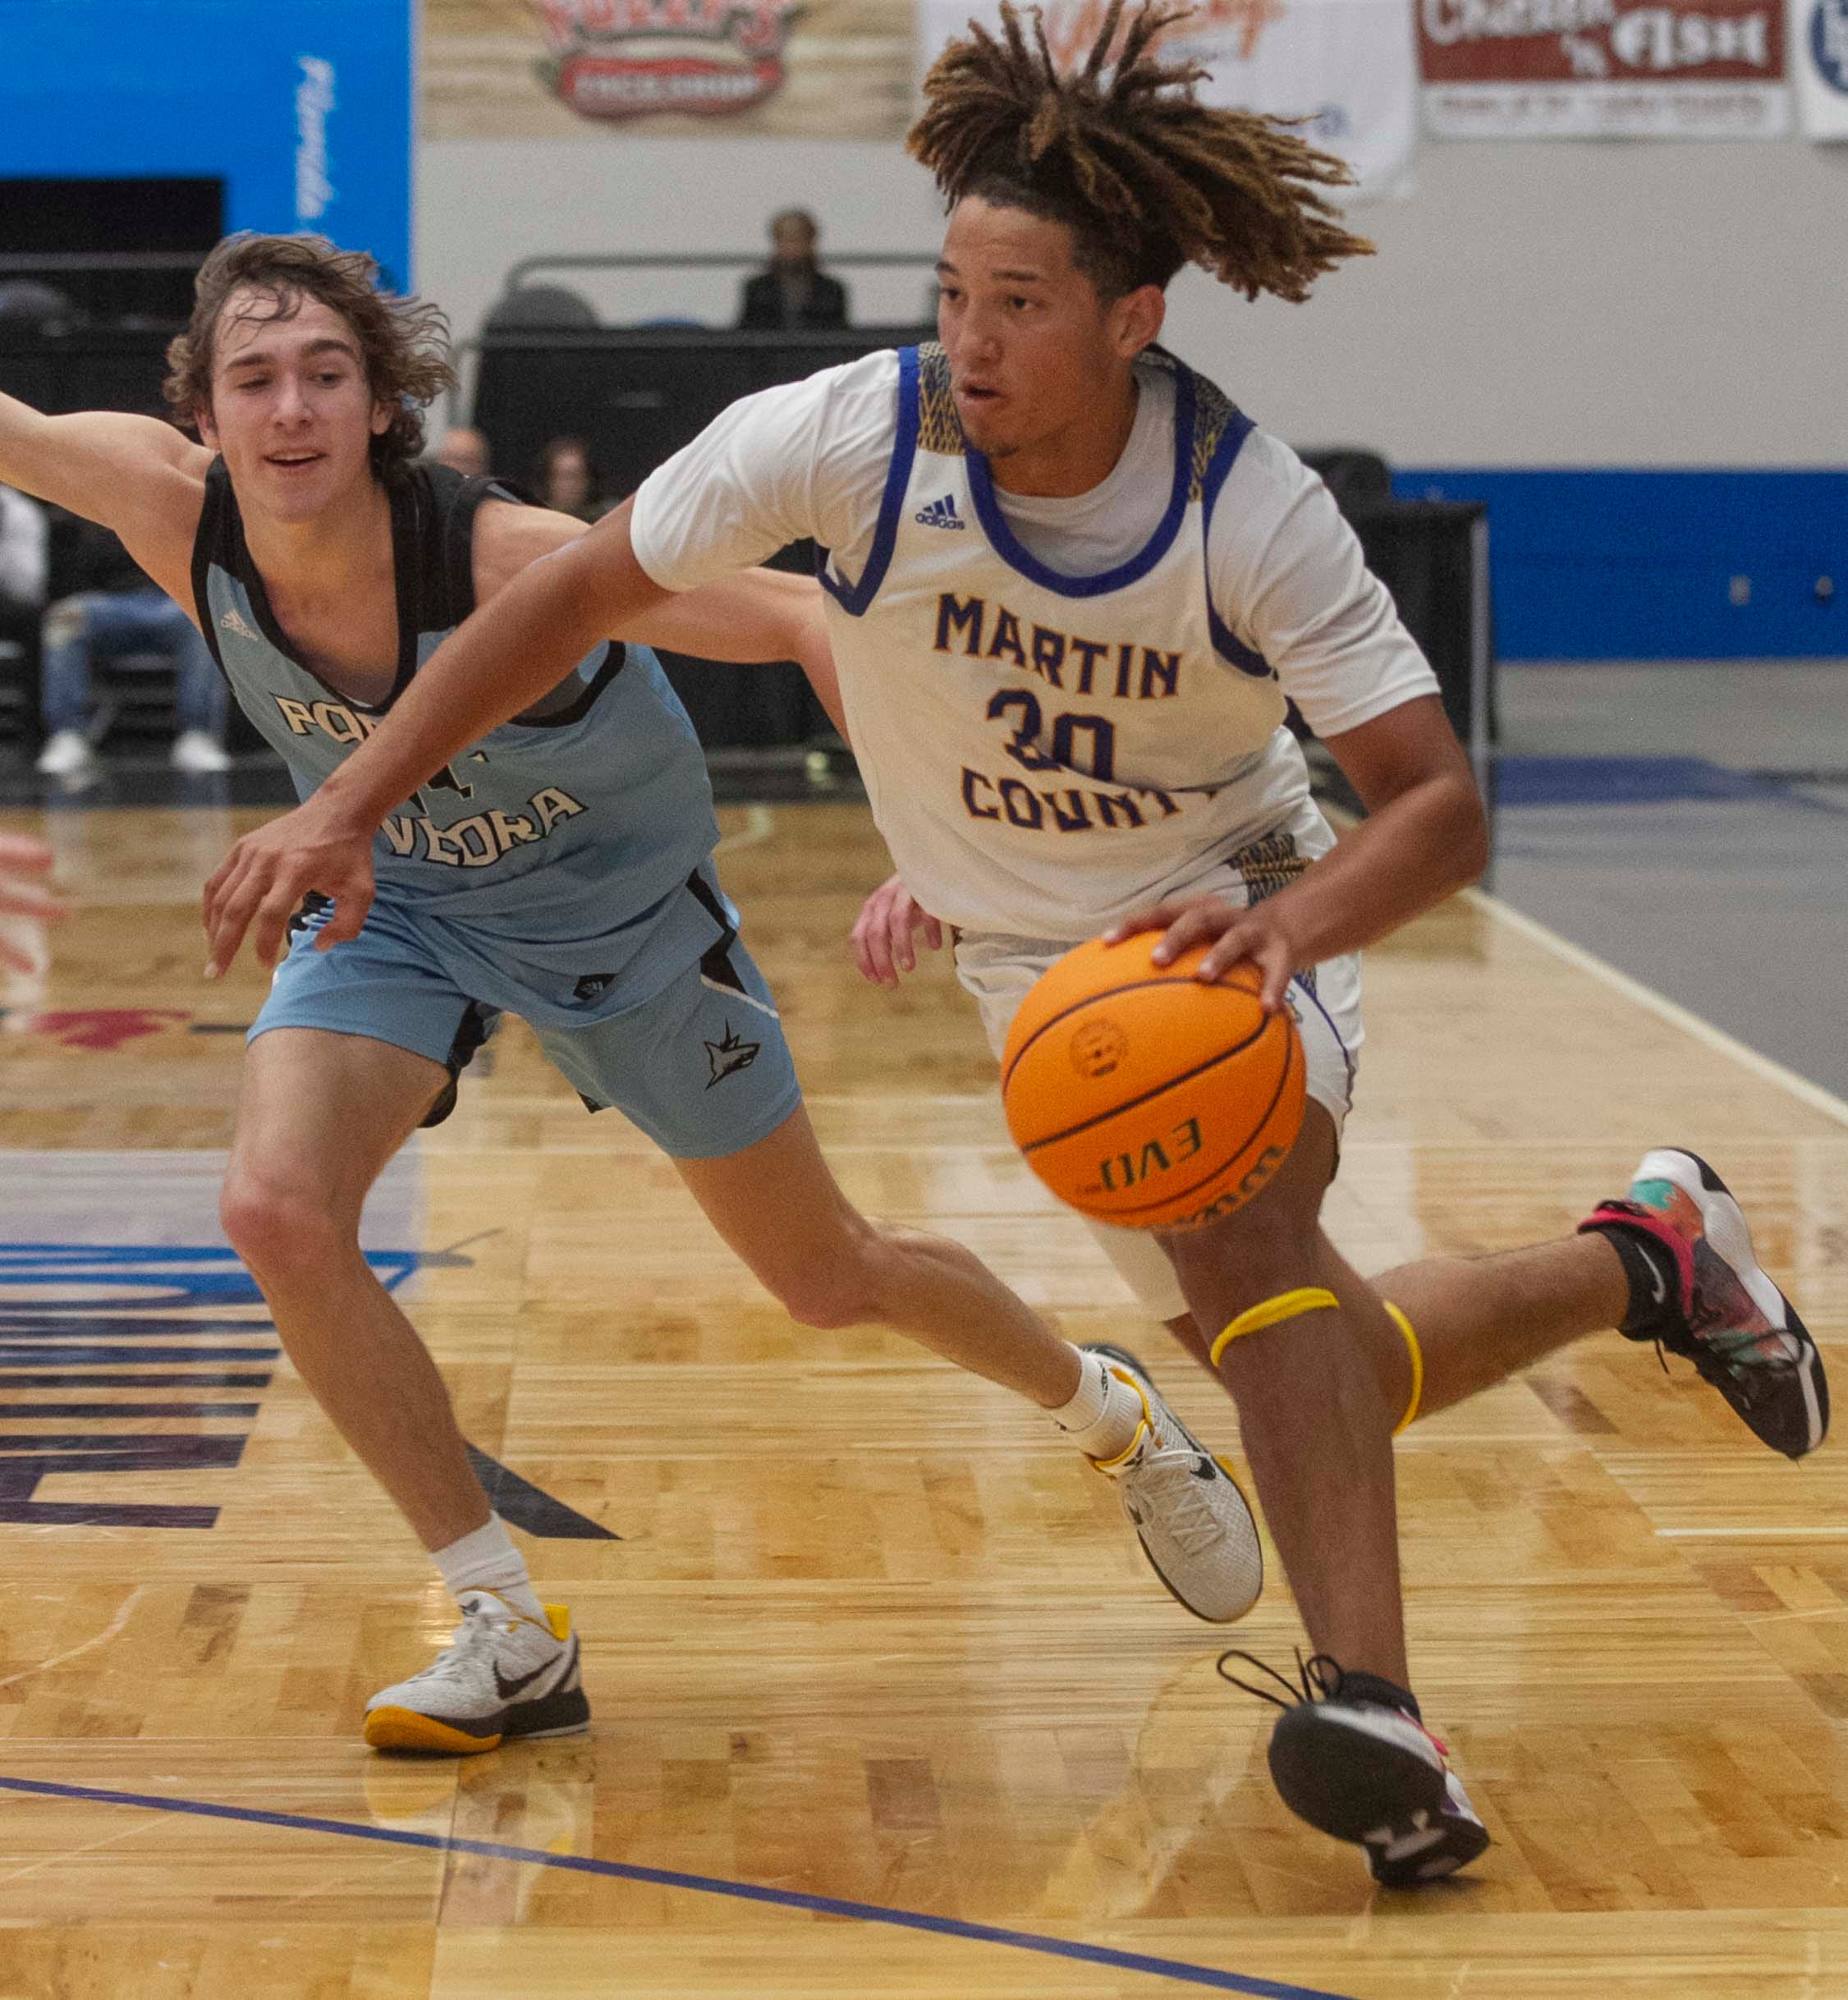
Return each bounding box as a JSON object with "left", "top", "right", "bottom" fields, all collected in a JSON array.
[
  {"left": 0, "top": 279, "right": 80, "bottom": 330},
  {"left": 737, "top": 209, "right": 850, "bottom": 332},
  {"left": 433, "top": 426, "right": 491, "bottom": 479},
  {"left": 36, "top": 518, "right": 228, "bottom": 778},
  {"left": 533, "top": 437, "right": 611, "bottom": 523},
  {"left": 0, "top": 482, "right": 48, "bottom": 692}
]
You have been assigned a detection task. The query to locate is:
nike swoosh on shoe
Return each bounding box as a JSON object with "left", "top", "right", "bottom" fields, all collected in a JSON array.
[{"left": 493, "top": 1656, "right": 557, "bottom": 1701}]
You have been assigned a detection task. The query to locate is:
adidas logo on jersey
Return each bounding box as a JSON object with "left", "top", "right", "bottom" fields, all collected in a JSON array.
[
  {"left": 914, "top": 494, "right": 965, "bottom": 530},
  {"left": 218, "top": 605, "right": 259, "bottom": 641}
]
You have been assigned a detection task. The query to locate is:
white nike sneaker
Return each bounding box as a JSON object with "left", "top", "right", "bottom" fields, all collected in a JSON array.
[
  {"left": 364, "top": 1590, "right": 589, "bottom": 1754},
  {"left": 1080, "top": 1342, "right": 1263, "bottom": 1622}
]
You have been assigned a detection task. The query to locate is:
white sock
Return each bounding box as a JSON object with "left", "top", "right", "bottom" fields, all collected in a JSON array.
[
  {"left": 1051, "top": 1347, "right": 1145, "bottom": 1462},
  {"left": 431, "top": 1514, "right": 548, "bottom": 1626}
]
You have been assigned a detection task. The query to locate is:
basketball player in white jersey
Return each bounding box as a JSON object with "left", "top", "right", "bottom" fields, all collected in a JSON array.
[
  {"left": 200, "top": 7, "right": 1824, "bottom": 1878},
  {"left": 0, "top": 231, "right": 1271, "bottom": 1757}
]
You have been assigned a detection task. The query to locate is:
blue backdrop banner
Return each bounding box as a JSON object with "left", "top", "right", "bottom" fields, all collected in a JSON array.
[{"left": 0, "top": 1, "right": 414, "bottom": 286}]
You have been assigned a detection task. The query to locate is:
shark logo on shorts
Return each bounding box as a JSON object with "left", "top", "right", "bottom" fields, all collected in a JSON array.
[{"left": 704, "top": 1021, "right": 761, "bottom": 1089}]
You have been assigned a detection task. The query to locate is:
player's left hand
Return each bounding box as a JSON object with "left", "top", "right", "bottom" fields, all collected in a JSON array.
[
  {"left": 1103, "top": 893, "right": 1300, "bottom": 1013},
  {"left": 202, "top": 794, "right": 378, "bottom": 979},
  {"left": 0, "top": 833, "right": 62, "bottom": 973},
  {"left": 851, "top": 873, "right": 945, "bottom": 987}
]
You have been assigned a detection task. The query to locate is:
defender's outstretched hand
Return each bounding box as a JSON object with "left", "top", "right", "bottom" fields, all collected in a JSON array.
[
  {"left": 1104, "top": 892, "right": 1300, "bottom": 1013},
  {"left": 851, "top": 874, "right": 945, "bottom": 987},
  {"left": 203, "top": 794, "right": 377, "bottom": 978},
  {"left": 0, "top": 833, "right": 62, "bottom": 974}
]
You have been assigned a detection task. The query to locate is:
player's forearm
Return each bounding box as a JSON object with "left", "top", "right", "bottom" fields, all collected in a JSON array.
[
  {"left": 629, "top": 567, "right": 851, "bottom": 741},
  {"left": 317, "top": 534, "right": 636, "bottom": 830},
  {"left": 1270, "top": 770, "right": 1487, "bottom": 966},
  {"left": 787, "top": 603, "right": 849, "bottom": 741},
  {"left": 632, "top": 568, "right": 813, "bottom": 665}
]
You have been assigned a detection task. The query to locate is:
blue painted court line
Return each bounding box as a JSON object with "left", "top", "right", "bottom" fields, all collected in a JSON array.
[{"left": 0, "top": 1773, "right": 1360, "bottom": 2000}]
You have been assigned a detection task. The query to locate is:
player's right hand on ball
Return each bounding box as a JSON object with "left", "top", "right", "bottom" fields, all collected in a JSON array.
[
  {"left": 203, "top": 795, "right": 377, "bottom": 979},
  {"left": 851, "top": 873, "right": 944, "bottom": 987}
]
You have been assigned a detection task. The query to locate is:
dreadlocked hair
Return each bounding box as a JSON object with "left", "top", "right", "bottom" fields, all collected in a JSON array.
[{"left": 909, "top": 0, "right": 1373, "bottom": 302}]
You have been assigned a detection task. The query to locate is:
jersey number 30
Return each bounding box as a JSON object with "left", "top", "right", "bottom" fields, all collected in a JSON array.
[{"left": 987, "top": 690, "right": 1117, "bottom": 784}]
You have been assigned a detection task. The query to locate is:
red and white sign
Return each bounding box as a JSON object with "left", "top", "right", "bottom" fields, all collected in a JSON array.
[
  {"left": 533, "top": 0, "right": 801, "bottom": 122},
  {"left": 1419, "top": 0, "right": 1792, "bottom": 135},
  {"left": 919, "top": 0, "right": 1421, "bottom": 199}
]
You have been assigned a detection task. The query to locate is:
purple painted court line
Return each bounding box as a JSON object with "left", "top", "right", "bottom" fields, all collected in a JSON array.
[{"left": 0, "top": 1773, "right": 1362, "bottom": 2000}]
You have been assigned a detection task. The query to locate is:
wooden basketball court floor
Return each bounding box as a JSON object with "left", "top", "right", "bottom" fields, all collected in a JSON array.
[{"left": 0, "top": 796, "right": 1844, "bottom": 2000}]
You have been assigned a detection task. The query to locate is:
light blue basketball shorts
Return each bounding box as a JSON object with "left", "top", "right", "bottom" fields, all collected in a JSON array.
[{"left": 250, "top": 863, "right": 802, "bottom": 1160}]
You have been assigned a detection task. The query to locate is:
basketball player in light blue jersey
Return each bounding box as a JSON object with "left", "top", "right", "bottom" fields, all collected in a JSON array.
[
  {"left": 200, "top": 11, "right": 1825, "bottom": 1882},
  {"left": 0, "top": 230, "right": 1273, "bottom": 1758}
]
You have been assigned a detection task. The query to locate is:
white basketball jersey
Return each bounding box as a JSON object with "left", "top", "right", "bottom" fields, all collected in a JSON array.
[{"left": 819, "top": 343, "right": 1323, "bottom": 940}]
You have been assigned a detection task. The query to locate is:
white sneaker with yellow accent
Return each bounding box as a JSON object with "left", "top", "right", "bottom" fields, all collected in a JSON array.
[
  {"left": 1080, "top": 1342, "right": 1263, "bottom": 1623},
  {"left": 364, "top": 1589, "right": 589, "bottom": 1754}
]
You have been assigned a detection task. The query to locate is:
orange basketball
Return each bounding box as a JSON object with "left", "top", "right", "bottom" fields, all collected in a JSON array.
[{"left": 1000, "top": 934, "right": 1305, "bottom": 1232}]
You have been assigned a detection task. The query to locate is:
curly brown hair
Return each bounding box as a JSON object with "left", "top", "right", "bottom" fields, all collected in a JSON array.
[
  {"left": 163, "top": 233, "right": 457, "bottom": 475},
  {"left": 909, "top": 0, "right": 1373, "bottom": 303}
]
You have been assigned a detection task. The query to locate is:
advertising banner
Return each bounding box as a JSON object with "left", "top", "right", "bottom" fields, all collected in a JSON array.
[
  {"left": 423, "top": 0, "right": 917, "bottom": 139},
  {"left": 425, "top": 0, "right": 1418, "bottom": 181},
  {"left": 1792, "top": 0, "right": 1848, "bottom": 133},
  {"left": 917, "top": 0, "right": 1420, "bottom": 195},
  {"left": 1419, "top": 0, "right": 1792, "bottom": 137}
]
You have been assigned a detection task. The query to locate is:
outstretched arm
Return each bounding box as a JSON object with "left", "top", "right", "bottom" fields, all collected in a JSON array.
[
  {"left": 0, "top": 390, "right": 208, "bottom": 597},
  {"left": 203, "top": 499, "right": 690, "bottom": 975},
  {"left": 475, "top": 499, "right": 849, "bottom": 737},
  {"left": 633, "top": 568, "right": 849, "bottom": 742}
]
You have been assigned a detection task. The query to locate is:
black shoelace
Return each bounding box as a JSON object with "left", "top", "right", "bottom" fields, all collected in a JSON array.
[{"left": 1215, "top": 1647, "right": 1344, "bottom": 1712}]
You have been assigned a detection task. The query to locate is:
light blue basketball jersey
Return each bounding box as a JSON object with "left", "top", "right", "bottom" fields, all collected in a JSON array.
[{"left": 190, "top": 458, "right": 722, "bottom": 990}]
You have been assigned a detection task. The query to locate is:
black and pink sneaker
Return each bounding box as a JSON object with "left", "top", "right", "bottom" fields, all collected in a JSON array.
[
  {"left": 1582, "top": 1149, "right": 1827, "bottom": 1461},
  {"left": 1219, "top": 1652, "right": 1490, "bottom": 1888}
]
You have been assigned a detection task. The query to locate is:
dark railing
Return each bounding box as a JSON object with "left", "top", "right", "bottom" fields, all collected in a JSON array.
[{"left": 503, "top": 249, "right": 938, "bottom": 287}]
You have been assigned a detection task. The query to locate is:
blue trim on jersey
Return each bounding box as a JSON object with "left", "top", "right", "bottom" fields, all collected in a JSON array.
[
  {"left": 1291, "top": 974, "right": 1358, "bottom": 1103},
  {"left": 1197, "top": 407, "right": 1274, "bottom": 681},
  {"left": 1207, "top": 600, "right": 1272, "bottom": 679},
  {"left": 963, "top": 362, "right": 1197, "bottom": 601},
  {"left": 818, "top": 344, "right": 921, "bottom": 618}
]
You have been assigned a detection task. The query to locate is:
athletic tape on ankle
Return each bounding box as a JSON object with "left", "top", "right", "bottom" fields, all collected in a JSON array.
[
  {"left": 1208, "top": 1287, "right": 1339, "bottom": 1368},
  {"left": 1384, "top": 1301, "right": 1423, "bottom": 1435}
]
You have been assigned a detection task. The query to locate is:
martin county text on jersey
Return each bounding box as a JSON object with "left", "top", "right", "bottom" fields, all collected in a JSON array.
[
  {"left": 933, "top": 590, "right": 1213, "bottom": 697},
  {"left": 269, "top": 690, "right": 588, "bottom": 871},
  {"left": 931, "top": 587, "right": 1256, "bottom": 841}
]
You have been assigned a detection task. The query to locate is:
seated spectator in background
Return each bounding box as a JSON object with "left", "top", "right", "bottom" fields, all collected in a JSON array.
[
  {"left": 532, "top": 436, "right": 611, "bottom": 523},
  {"left": 0, "top": 482, "right": 48, "bottom": 691},
  {"left": 737, "top": 209, "right": 850, "bottom": 331},
  {"left": 433, "top": 425, "right": 491, "bottom": 479},
  {"left": 36, "top": 516, "right": 229, "bottom": 778}
]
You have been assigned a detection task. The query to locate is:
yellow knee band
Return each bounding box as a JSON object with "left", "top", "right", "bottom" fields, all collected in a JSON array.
[
  {"left": 1385, "top": 1300, "right": 1424, "bottom": 1435},
  {"left": 1209, "top": 1287, "right": 1340, "bottom": 1368}
]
